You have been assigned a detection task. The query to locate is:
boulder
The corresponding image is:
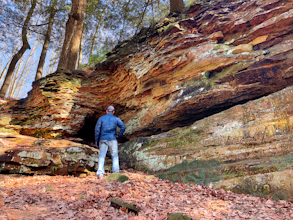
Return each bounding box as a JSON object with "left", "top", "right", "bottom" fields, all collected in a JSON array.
[
  {"left": 110, "top": 198, "right": 140, "bottom": 214},
  {"left": 167, "top": 213, "right": 191, "bottom": 220},
  {"left": 0, "top": 134, "right": 98, "bottom": 175},
  {"left": 105, "top": 173, "right": 129, "bottom": 183}
]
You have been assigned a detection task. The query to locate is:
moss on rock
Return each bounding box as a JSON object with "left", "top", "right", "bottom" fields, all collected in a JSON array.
[{"left": 106, "top": 173, "right": 129, "bottom": 183}]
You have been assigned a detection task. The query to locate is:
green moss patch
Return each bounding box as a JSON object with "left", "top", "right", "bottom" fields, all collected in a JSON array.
[
  {"left": 106, "top": 173, "right": 129, "bottom": 183},
  {"left": 209, "top": 61, "right": 254, "bottom": 79},
  {"left": 156, "top": 159, "right": 221, "bottom": 185},
  {"left": 167, "top": 213, "right": 191, "bottom": 220}
]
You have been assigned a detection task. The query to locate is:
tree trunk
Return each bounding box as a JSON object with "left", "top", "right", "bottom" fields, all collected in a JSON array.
[
  {"left": 89, "top": 0, "right": 111, "bottom": 60},
  {"left": 135, "top": 0, "right": 150, "bottom": 34},
  {"left": 14, "top": 38, "right": 38, "bottom": 98},
  {"left": 170, "top": 0, "right": 184, "bottom": 13},
  {"left": 48, "top": 49, "right": 57, "bottom": 74},
  {"left": 119, "top": 0, "right": 131, "bottom": 41},
  {"left": 0, "top": 44, "right": 8, "bottom": 75},
  {"left": 77, "top": 27, "right": 84, "bottom": 68},
  {"left": 57, "top": 0, "right": 86, "bottom": 72},
  {"left": 8, "top": 56, "right": 23, "bottom": 97},
  {"left": 0, "top": 52, "right": 14, "bottom": 83},
  {"left": 35, "top": 0, "right": 57, "bottom": 80},
  {"left": 0, "top": 42, "right": 21, "bottom": 82},
  {"left": 0, "top": 0, "right": 37, "bottom": 98}
]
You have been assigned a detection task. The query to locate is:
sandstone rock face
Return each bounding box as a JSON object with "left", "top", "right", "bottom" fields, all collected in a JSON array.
[
  {"left": 119, "top": 85, "right": 293, "bottom": 201},
  {"left": 1, "top": 0, "right": 293, "bottom": 141},
  {"left": 0, "top": 0, "right": 293, "bottom": 199},
  {"left": 0, "top": 99, "right": 21, "bottom": 135},
  {"left": 0, "top": 134, "right": 98, "bottom": 175}
]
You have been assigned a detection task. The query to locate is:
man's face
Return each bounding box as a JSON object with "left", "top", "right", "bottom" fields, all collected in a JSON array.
[{"left": 106, "top": 110, "right": 114, "bottom": 114}]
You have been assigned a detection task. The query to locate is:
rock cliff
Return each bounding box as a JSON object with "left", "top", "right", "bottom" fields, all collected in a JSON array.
[
  {"left": 2, "top": 0, "right": 293, "bottom": 141},
  {"left": 119, "top": 84, "right": 293, "bottom": 201},
  {"left": 1, "top": 0, "right": 293, "bottom": 199}
]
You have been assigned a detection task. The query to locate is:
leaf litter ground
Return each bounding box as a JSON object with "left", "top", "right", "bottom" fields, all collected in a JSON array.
[{"left": 0, "top": 170, "right": 292, "bottom": 219}]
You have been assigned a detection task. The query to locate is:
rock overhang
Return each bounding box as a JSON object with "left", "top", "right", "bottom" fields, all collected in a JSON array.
[{"left": 1, "top": 0, "right": 293, "bottom": 142}]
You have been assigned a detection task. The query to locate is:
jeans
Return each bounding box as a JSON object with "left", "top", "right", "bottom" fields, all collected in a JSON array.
[{"left": 96, "top": 140, "right": 119, "bottom": 175}]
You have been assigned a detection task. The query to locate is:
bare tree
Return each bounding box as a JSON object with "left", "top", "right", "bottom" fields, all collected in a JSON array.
[
  {"left": 8, "top": 56, "right": 23, "bottom": 97},
  {"left": 119, "top": 0, "right": 132, "bottom": 41},
  {"left": 13, "top": 38, "right": 39, "bottom": 97},
  {"left": 170, "top": 0, "right": 184, "bottom": 13},
  {"left": 135, "top": 0, "right": 150, "bottom": 34},
  {"left": 77, "top": 26, "right": 84, "bottom": 68},
  {"left": 88, "top": 0, "right": 112, "bottom": 60},
  {"left": 0, "top": 0, "right": 37, "bottom": 98},
  {"left": 57, "top": 0, "right": 86, "bottom": 71},
  {"left": 35, "top": 0, "right": 57, "bottom": 80},
  {"left": 0, "top": 44, "right": 20, "bottom": 83}
]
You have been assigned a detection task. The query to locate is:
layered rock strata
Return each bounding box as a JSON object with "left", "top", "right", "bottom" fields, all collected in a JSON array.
[
  {"left": 119, "top": 84, "right": 293, "bottom": 201},
  {"left": 1, "top": 0, "right": 293, "bottom": 141},
  {"left": 0, "top": 134, "right": 98, "bottom": 175}
]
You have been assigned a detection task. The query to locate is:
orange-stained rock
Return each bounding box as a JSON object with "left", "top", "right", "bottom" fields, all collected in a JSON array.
[
  {"left": 249, "top": 35, "right": 268, "bottom": 45},
  {"left": 0, "top": 134, "right": 98, "bottom": 175},
  {"left": 207, "top": 31, "right": 224, "bottom": 41},
  {"left": 119, "top": 85, "right": 293, "bottom": 200},
  {"left": 231, "top": 44, "right": 253, "bottom": 54},
  {"left": 1, "top": 0, "right": 293, "bottom": 142}
]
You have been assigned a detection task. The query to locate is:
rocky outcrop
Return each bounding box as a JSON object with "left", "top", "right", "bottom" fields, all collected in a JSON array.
[
  {"left": 119, "top": 84, "right": 293, "bottom": 201},
  {"left": 0, "top": 0, "right": 293, "bottom": 200},
  {"left": 0, "top": 134, "right": 98, "bottom": 175},
  {"left": 1, "top": 0, "right": 293, "bottom": 141}
]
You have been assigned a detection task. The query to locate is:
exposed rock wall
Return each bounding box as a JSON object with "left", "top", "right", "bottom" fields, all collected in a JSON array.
[
  {"left": 1, "top": 0, "right": 293, "bottom": 141},
  {"left": 119, "top": 84, "right": 293, "bottom": 200},
  {"left": 0, "top": 134, "right": 98, "bottom": 175}
]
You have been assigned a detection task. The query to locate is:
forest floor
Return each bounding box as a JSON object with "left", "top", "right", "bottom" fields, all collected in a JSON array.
[{"left": 0, "top": 170, "right": 292, "bottom": 220}]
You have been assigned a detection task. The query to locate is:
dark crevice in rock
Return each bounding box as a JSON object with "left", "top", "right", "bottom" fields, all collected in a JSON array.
[
  {"left": 254, "top": 30, "right": 293, "bottom": 51},
  {"left": 76, "top": 113, "right": 129, "bottom": 145},
  {"left": 130, "top": 92, "right": 277, "bottom": 139},
  {"left": 76, "top": 114, "right": 100, "bottom": 146}
]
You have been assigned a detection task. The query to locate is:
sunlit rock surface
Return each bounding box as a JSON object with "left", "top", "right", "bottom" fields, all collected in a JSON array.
[
  {"left": 2, "top": 0, "right": 293, "bottom": 141},
  {"left": 119, "top": 85, "right": 293, "bottom": 201},
  {"left": 0, "top": 134, "right": 98, "bottom": 175}
]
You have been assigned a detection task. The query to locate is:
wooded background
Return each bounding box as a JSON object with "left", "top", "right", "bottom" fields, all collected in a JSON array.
[{"left": 0, "top": 0, "right": 187, "bottom": 98}]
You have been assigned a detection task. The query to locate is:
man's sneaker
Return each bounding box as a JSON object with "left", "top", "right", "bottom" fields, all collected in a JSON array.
[{"left": 98, "top": 174, "right": 103, "bottom": 179}]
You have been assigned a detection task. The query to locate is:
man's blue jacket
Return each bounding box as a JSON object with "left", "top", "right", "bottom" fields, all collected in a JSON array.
[{"left": 95, "top": 113, "right": 126, "bottom": 142}]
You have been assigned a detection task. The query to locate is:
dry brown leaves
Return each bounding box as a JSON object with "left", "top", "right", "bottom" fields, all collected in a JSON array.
[{"left": 0, "top": 171, "right": 292, "bottom": 220}]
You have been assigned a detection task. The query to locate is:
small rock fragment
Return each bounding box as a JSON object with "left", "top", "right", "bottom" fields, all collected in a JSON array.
[
  {"left": 110, "top": 198, "right": 140, "bottom": 214},
  {"left": 231, "top": 44, "right": 253, "bottom": 54},
  {"left": 167, "top": 213, "right": 191, "bottom": 220}
]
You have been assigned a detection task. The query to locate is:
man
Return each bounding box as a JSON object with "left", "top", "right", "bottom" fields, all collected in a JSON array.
[{"left": 95, "top": 106, "right": 126, "bottom": 179}]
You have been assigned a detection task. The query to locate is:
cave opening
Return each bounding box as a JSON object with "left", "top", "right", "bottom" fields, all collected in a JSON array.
[
  {"left": 76, "top": 113, "right": 129, "bottom": 146},
  {"left": 76, "top": 114, "right": 100, "bottom": 146}
]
